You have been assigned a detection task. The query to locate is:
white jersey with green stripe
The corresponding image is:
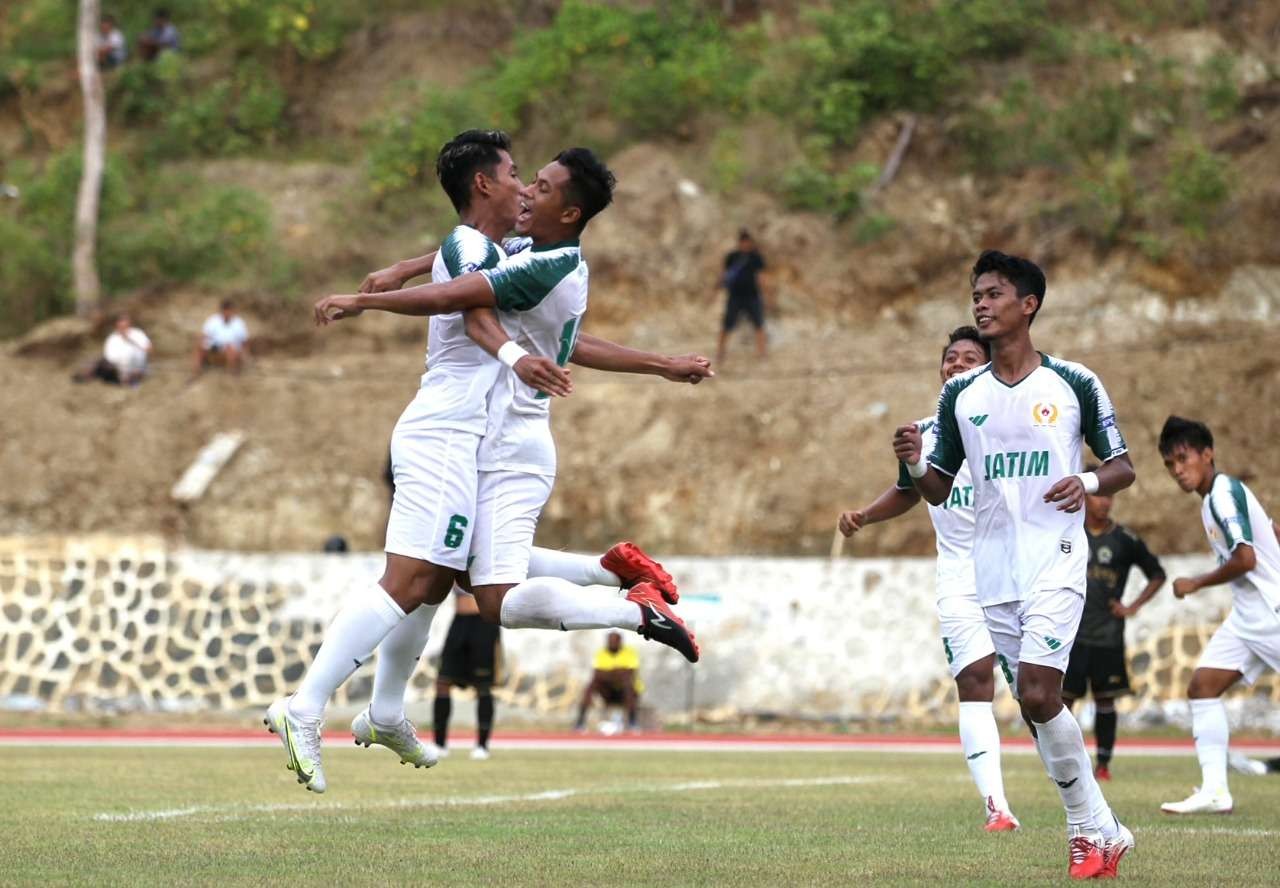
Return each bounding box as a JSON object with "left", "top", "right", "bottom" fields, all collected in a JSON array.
[
  {"left": 927, "top": 353, "right": 1128, "bottom": 607},
  {"left": 1201, "top": 472, "right": 1280, "bottom": 639},
  {"left": 399, "top": 225, "right": 522, "bottom": 435},
  {"left": 477, "top": 239, "right": 587, "bottom": 477},
  {"left": 896, "top": 416, "right": 975, "bottom": 564}
]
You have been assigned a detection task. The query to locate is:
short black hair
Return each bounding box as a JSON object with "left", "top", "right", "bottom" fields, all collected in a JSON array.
[
  {"left": 554, "top": 147, "right": 615, "bottom": 233},
  {"left": 435, "top": 129, "right": 512, "bottom": 214},
  {"left": 941, "top": 325, "right": 990, "bottom": 364},
  {"left": 970, "top": 250, "right": 1047, "bottom": 325},
  {"left": 738, "top": 229, "right": 752, "bottom": 240},
  {"left": 220, "top": 298, "right": 234, "bottom": 311},
  {"left": 1158, "top": 415, "right": 1214, "bottom": 456}
]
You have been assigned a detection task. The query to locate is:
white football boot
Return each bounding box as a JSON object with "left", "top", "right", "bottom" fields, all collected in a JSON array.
[
  {"left": 265, "top": 697, "right": 327, "bottom": 793},
  {"left": 1160, "top": 786, "right": 1233, "bottom": 815},
  {"left": 351, "top": 708, "right": 438, "bottom": 769}
]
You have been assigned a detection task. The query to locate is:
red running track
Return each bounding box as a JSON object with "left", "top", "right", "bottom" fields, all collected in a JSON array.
[{"left": 2, "top": 728, "right": 1278, "bottom": 755}]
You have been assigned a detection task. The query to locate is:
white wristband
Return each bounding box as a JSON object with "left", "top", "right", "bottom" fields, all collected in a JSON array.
[
  {"left": 1075, "top": 471, "right": 1100, "bottom": 494},
  {"left": 907, "top": 458, "right": 928, "bottom": 479},
  {"left": 497, "top": 341, "right": 529, "bottom": 369}
]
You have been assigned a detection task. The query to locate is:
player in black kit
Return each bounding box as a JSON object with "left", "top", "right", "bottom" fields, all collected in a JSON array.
[{"left": 1063, "top": 465, "right": 1167, "bottom": 780}]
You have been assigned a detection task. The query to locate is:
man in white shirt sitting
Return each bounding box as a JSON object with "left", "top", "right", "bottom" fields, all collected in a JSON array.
[
  {"left": 74, "top": 313, "right": 152, "bottom": 386},
  {"left": 192, "top": 299, "right": 250, "bottom": 377}
]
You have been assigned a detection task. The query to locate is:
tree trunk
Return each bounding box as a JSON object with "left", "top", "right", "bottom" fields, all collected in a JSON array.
[{"left": 73, "top": 0, "right": 105, "bottom": 316}]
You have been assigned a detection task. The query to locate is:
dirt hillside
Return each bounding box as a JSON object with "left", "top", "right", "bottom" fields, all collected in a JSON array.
[{"left": 3, "top": 11, "right": 1280, "bottom": 558}]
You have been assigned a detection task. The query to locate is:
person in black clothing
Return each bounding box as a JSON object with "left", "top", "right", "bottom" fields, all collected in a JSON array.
[
  {"left": 716, "top": 229, "right": 767, "bottom": 365},
  {"left": 433, "top": 588, "right": 501, "bottom": 760},
  {"left": 1064, "top": 464, "right": 1166, "bottom": 780}
]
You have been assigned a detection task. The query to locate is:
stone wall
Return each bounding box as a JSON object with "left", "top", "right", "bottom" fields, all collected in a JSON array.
[{"left": 1, "top": 536, "right": 1277, "bottom": 728}]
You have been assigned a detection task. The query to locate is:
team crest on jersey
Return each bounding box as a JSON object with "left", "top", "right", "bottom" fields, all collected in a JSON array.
[
  {"left": 1031, "top": 401, "right": 1060, "bottom": 428},
  {"left": 1060, "top": 540, "right": 1072, "bottom": 554},
  {"left": 1098, "top": 546, "right": 1113, "bottom": 565}
]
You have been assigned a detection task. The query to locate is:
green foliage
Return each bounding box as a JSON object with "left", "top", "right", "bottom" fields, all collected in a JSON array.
[
  {"left": 1201, "top": 53, "right": 1242, "bottom": 121},
  {"left": 854, "top": 211, "right": 896, "bottom": 244},
  {"left": 781, "top": 157, "right": 878, "bottom": 219},
  {"left": 0, "top": 148, "right": 288, "bottom": 336},
  {"left": 147, "top": 61, "right": 289, "bottom": 158},
  {"left": 1164, "top": 141, "right": 1231, "bottom": 237},
  {"left": 367, "top": 0, "right": 753, "bottom": 197}
]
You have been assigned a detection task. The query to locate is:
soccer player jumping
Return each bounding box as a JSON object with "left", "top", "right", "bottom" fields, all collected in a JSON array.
[
  {"left": 1157, "top": 415, "right": 1280, "bottom": 816},
  {"left": 894, "top": 251, "right": 1135, "bottom": 879}
]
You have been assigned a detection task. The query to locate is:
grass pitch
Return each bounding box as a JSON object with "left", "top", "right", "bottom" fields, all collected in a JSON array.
[{"left": 1, "top": 744, "right": 1276, "bottom": 886}]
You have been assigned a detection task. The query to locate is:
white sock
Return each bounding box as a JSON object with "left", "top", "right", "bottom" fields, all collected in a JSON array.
[
  {"left": 528, "top": 547, "right": 620, "bottom": 587},
  {"left": 499, "top": 576, "right": 641, "bottom": 631},
  {"left": 1191, "top": 698, "right": 1230, "bottom": 793},
  {"left": 1034, "top": 706, "right": 1112, "bottom": 832},
  {"left": 291, "top": 583, "right": 406, "bottom": 719},
  {"left": 368, "top": 603, "right": 439, "bottom": 725},
  {"left": 958, "top": 701, "right": 1009, "bottom": 814}
]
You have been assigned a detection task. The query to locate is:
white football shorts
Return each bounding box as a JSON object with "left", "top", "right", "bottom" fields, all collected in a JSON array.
[
  {"left": 1198, "top": 621, "right": 1280, "bottom": 685},
  {"left": 935, "top": 557, "right": 995, "bottom": 678},
  {"left": 383, "top": 425, "right": 480, "bottom": 571},
  {"left": 982, "top": 587, "right": 1085, "bottom": 697},
  {"left": 467, "top": 469, "right": 555, "bottom": 586}
]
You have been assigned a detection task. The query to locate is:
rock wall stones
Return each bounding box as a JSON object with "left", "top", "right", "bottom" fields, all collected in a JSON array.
[{"left": 1, "top": 537, "right": 1276, "bottom": 727}]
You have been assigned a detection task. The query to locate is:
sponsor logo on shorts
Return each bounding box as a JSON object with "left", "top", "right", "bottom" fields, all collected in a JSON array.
[
  {"left": 1042, "top": 635, "right": 1062, "bottom": 651},
  {"left": 942, "top": 637, "right": 954, "bottom": 664},
  {"left": 969, "top": 415, "right": 989, "bottom": 427}
]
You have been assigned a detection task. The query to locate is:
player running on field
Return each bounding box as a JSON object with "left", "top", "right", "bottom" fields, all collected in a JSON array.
[
  {"left": 894, "top": 250, "right": 1135, "bottom": 879},
  {"left": 315, "top": 148, "right": 703, "bottom": 666},
  {"left": 268, "top": 134, "right": 705, "bottom": 793},
  {"left": 839, "top": 325, "right": 1019, "bottom": 833},
  {"left": 1156, "top": 416, "right": 1280, "bottom": 816},
  {"left": 1064, "top": 465, "right": 1166, "bottom": 781}
]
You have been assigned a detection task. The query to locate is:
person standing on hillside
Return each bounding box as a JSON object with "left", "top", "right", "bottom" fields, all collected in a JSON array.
[
  {"left": 895, "top": 250, "right": 1136, "bottom": 878},
  {"left": 1063, "top": 468, "right": 1166, "bottom": 781},
  {"left": 1157, "top": 416, "right": 1280, "bottom": 816},
  {"left": 715, "top": 229, "right": 767, "bottom": 365}
]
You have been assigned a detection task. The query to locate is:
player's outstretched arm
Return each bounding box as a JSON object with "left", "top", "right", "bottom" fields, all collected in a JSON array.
[
  {"left": 892, "top": 423, "right": 954, "bottom": 506},
  {"left": 314, "top": 272, "right": 497, "bottom": 325},
  {"left": 359, "top": 251, "right": 439, "bottom": 293},
  {"left": 838, "top": 484, "right": 921, "bottom": 538},
  {"left": 570, "top": 334, "right": 714, "bottom": 384},
  {"left": 462, "top": 307, "right": 573, "bottom": 398},
  {"left": 1172, "top": 543, "right": 1256, "bottom": 599},
  {"left": 1043, "top": 453, "right": 1136, "bottom": 513}
]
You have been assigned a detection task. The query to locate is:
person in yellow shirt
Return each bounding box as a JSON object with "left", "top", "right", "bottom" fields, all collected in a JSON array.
[{"left": 575, "top": 631, "right": 642, "bottom": 731}]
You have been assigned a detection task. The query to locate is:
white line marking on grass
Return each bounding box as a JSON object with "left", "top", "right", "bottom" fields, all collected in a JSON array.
[
  {"left": 92, "top": 775, "right": 886, "bottom": 824},
  {"left": 1160, "top": 827, "right": 1280, "bottom": 838}
]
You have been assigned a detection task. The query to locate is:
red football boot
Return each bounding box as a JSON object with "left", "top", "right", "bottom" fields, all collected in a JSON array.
[
  {"left": 1094, "top": 764, "right": 1112, "bottom": 781},
  {"left": 1096, "top": 822, "right": 1134, "bottom": 879},
  {"left": 1067, "top": 829, "right": 1105, "bottom": 880},
  {"left": 626, "top": 582, "right": 699, "bottom": 663},
  {"left": 602, "top": 541, "right": 678, "bottom": 604}
]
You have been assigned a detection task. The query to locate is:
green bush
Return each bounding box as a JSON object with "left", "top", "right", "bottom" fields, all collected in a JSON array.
[
  {"left": 0, "top": 148, "right": 290, "bottom": 336},
  {"left": 1164, "top": 141, "right": 1231, "bottom": 237},
  {"left": 1201, "top": 52, "right": 1241, "bottom": 121}
]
